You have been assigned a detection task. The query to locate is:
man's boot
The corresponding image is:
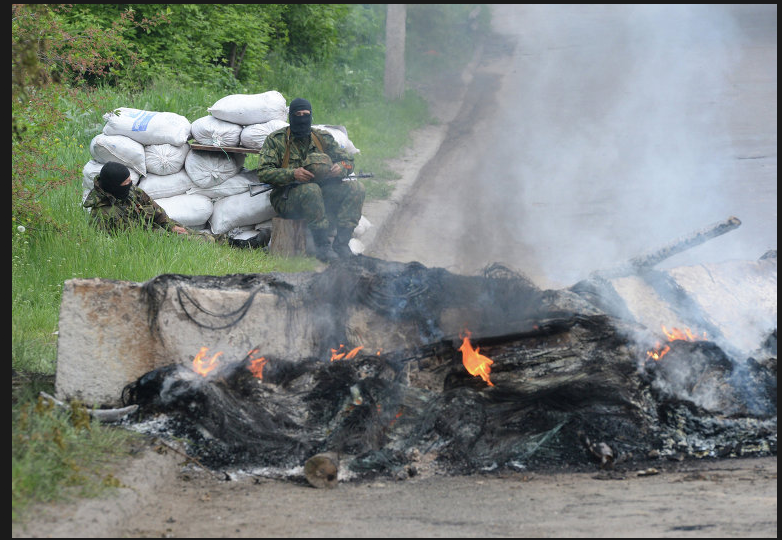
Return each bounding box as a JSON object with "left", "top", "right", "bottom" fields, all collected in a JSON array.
[
  {"left": 332, "top": 227, "right": 355, "bottom": 258},
  {"left": 311, "top": 227, "right": 338, "bottom": 262}
]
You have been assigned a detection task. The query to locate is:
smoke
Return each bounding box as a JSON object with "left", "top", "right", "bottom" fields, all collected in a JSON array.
[{"left": 479, "top": 4, "right": 776, "bottom": 288}]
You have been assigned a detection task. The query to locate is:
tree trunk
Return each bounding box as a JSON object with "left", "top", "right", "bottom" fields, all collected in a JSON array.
[
  {"left": 384, "top": 4, "right": 406, "bottom": 100},
  {"left": 233, "top": 44, "right": 247, "bottom": 79}
]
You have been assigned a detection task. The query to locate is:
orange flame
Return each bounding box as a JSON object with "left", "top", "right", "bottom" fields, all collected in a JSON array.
[
  {"left": 459, "top": 330, "right": 494, "bottom": 386},
  {"left": 646, "top": 325, "right": 707, "bottom": 361},
  {"left": 246, "top": 348, "right": 267, "bottom": 379},
  {"left": 662, "top": 325, "right": 707, "bottom": 341},
  {"left": 192, "top": 346, "right": 222, "bottom": 377},
  {"left": 330, "top": 344, "right": 364, "bottom": 362},
  {"left": 646, "top": 344, "right": 671, "bottom": 361}
]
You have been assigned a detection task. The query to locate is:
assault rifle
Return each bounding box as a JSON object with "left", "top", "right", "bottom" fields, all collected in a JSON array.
[{"left": 248, "top": 172, "right": 374, "bottom": 197}]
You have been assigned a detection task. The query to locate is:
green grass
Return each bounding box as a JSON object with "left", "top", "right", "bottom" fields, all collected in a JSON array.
[
  {"left": 12, "top": 397, "right": 145, "bottom": 521},
  {"left": 12, "top": 178, "right": 316, "bottom": 374}
]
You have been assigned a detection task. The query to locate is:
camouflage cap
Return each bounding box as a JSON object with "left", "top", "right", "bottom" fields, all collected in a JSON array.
[{"left": 302, "top": 152, "right": 333, "bottom": 180}]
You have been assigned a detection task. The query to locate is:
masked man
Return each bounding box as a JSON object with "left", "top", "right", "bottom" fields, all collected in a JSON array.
[
  {"left": 83, "top": 161, "right": 191, "bottom": 235},
  {"left": 257, "top": 97, "right": 365, "bottom": 262}
]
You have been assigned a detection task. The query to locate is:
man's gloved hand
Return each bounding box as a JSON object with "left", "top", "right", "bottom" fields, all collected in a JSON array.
[{"left": 293, "top": 167, "right": 315, "bottom": 183}]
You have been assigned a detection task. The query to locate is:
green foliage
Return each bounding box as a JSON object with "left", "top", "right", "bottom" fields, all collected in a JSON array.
[
  {"left": 12, "top": 4, "right": 146, "bottom": 231},
  {"left": 276, "top": 4, "right": 350, "bottom": 63},
  {"left": 52, "top": 4, "right": 359, "bottom": 87},
  {"left": 12, "top": 4, "right": 149, "bottom": 90}
]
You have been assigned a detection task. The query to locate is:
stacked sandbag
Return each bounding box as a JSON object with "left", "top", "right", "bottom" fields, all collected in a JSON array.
[
  {"left": 81, "top": 93, "right": 370, "bottom": 247},
  {"left": 240, "top": 119, "right": 289, "bottom": 149},
  {"left": 89, "top": 134, "right": 147, "bottom": 177},
  {"left": 207, "top": 91, "right": 288, "bottom": 125},
  {"left": 191, "top": 116, "right": 243, "bottom": 147},
  {"left": 313, "top": 124, "right": 361, "bottom": 156},
  {"left": 145, "top": 144, "right": 191, "bottom": 176},
  {"left": 209, "top": 189, "right": 276, "bottom": 235},
  {"left": 85, "top": 107, "right": 192, "bottom": 207},
  {"left": 184, "top": 150, "right": 245, "bottom": 188},
  {"left": 103, "top": 108, "right": 191, "bottom": 146},
  {"left": 138, "top": 170, "right": 194, "bottom": 200},
  {"left": 186, "top": 168, "right": 258, "bottom": 199},
  {"left": 155, "top": 193, "right": 214, "bottom": 228}
]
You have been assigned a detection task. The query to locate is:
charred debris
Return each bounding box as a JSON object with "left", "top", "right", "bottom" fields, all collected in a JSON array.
[{"left": 120, "top": 255, "right": 776, "bottom": 480}]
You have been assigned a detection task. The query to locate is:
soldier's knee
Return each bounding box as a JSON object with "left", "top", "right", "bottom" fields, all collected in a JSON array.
[
  {"left": 351, "top": 181, "right": 366, "bottom": 197},
  {"left": 297, "top": 182, "right": 323, "bottom": 200},
  {"left": 348, "top": 180, "right": 366, "bottom": 204}
]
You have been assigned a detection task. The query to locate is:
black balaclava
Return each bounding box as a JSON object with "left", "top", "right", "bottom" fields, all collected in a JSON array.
[
  {"left": 288, "top": 97, "right": 313, "bottom": 139},
  {"left": 99, "top": 161, "right": 132, "bottom": 200}
]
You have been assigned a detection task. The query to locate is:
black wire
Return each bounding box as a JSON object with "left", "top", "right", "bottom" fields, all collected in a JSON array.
[{"left": 176, "top": 285, "right": 263, "bottom": 330}]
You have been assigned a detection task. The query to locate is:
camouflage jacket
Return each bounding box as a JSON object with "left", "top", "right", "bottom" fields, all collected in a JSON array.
[
  {"left": 83, "top": 185, "right": 183, "bottom": 234},
  {"left": 257, "top": 127, "right": 355, "bottom": 189}
]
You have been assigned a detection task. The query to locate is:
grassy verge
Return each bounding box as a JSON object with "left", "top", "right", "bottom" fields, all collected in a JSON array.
[{"left": 12, "top": 397, "right": 146, "bottom": 521}]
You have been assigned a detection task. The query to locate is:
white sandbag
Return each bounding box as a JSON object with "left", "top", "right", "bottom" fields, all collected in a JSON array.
[
  {"left": 138, "top": 170, "right": 194, "bottom": 200},
  {"left": 145, "top": 143, "right": 190, "bottom": 176},
  {"left": 191, "top": 115, "right": 243, "bottom": 147},
  {"left": 209, "top": 191, "right": 277, "bottom": 235},
  {"left": 314, "top": 124, "right": 360, "bottom": 155},
  {"left": 240, "top": 119, "right": 289, "bottom": 149},
  {"left": 353, "top": 215, "right": 372, "bottom": 238},
  {"left": 154, "top": 193, "right": 214, "bottom": 227},
  {"left": 184, "top": 150, "right": 244, "bottom": 189},
  {"left": 102, "top": 107, "right": 191, "bottom": 146},
  {"left": 89, "top": 134, "right": 147, "bottom": 176},
  {"left": 207, "top": 91, "right": 288, "bottom": 125},
  {"left": 82, "top": 159, "right": 140, "bottom": 191},
  {"left": 185, "top": 168, "right": 256, "bottom": 199},
  {"left": 348, "top": 238, "right": 365, "bottom": 255}
]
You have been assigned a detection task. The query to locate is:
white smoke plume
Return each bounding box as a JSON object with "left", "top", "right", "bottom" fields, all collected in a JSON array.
[{"left": 482, "top": 4, "right": 776, "bottom": 288}]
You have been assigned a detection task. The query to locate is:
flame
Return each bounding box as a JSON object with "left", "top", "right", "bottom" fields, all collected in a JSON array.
[
  {"left": 192, "top": 346, "right": 222, "bottom": 377},
  {"left": 646, "top": 343, "right": 671, "bottom": 361},
  {"left": 459, "top": 330, "right": 494, "bottom": 386},
  {"left": 646, "top": 325, "right": 708, "bottom": 361},
  {"left": 330, "top": 344, "right": 364, "bottom": 362},
  {"left": 662, "top": 325, "right": 707, "bottom": 341},
  {"left": 246, "top": 348, "right": 267, "bottom": 379}
]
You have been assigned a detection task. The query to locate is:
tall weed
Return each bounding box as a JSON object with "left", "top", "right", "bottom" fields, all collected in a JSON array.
[{"left": 12, "top": 397, "right": 143, "bottom": 520}]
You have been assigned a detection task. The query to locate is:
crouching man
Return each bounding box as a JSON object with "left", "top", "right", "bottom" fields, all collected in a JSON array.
[
  {"left": 82, "top": 161, "right": 268, "bottom": 246},
  {"left": 83, "top": 161, "right": 193, "bottom": 235}
]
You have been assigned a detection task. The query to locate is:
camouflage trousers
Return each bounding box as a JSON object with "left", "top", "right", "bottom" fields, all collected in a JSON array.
[{"left": 270, "top": 179, "right": 366, "bottom": 233}]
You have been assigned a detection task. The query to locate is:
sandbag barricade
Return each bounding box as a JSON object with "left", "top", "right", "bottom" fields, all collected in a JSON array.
[{"left": 81, "top": 93, "right": 369, "bottom": 246}]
